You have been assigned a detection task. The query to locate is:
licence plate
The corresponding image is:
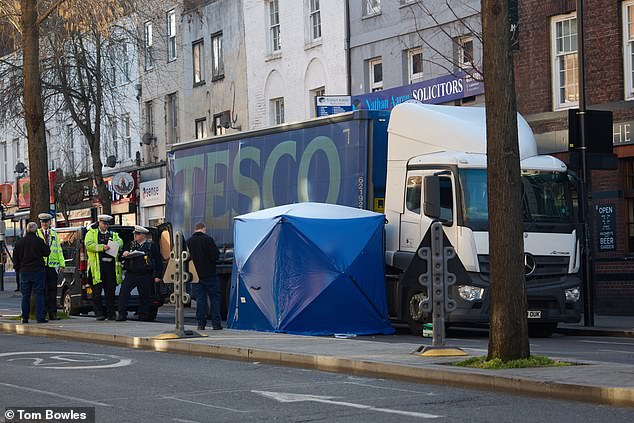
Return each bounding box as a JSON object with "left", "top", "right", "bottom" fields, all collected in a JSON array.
[{"left": 527, "top": 310, "right": 541, "bottom": 319}]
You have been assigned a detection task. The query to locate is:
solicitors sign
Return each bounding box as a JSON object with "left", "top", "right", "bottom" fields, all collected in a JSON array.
[{"left": 352, "top": 72, "right": 484, "bottom": 112}]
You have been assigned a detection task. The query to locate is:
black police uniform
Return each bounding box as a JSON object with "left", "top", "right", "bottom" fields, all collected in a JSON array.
[
  {"left": 118, "top": 240, "right": 163, "bottom": 321},
  {"left": 94, "top": 230, "right": 118, "bottom": 320}
]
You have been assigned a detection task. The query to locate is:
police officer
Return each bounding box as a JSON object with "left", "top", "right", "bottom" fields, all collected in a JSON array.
[
  {"left": 85, "top": 214, "right": 123, "bottom": 321},
  {"left": 37, "top": 213, "right": 64, "bottom": 320},
  {"left": 117, "top": 226, "right": 163, "bottom": 321}
]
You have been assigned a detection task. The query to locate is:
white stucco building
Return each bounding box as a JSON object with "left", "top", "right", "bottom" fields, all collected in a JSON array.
[{"left": 242, "top": 0, "right": 348, "bottom": 129}]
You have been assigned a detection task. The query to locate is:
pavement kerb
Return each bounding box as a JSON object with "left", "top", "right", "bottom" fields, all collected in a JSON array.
[
  {"left": 556, "top": 327, "right": 634, "bottom": 337},
  {"left": 2, "top": 322, "right": 634, "bottom": 407}
]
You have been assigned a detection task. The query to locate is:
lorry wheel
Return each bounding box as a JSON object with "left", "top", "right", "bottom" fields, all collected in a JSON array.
[
  {"left": 63, "top": 290, "right": 79, "bottom": 316},
  {"left": 528, "top": 322, "right": 557, "bottom": 337},
  {"left": 405, "top": 290, "right": 427, "bottom": 335}
]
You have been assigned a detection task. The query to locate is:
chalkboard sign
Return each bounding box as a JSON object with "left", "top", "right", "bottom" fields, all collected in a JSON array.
[{"left": 596, "top": 204, "right": 616, "bottom": 251}]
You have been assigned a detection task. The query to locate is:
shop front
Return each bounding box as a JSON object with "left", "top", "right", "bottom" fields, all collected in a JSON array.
[{"left": 139, "top": 178, "right": 166, "bottom": 227}]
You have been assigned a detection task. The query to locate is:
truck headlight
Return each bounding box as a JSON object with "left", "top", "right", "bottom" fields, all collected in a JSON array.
[
  {"left": 565, "top": 287, "right": 580, "bottom": 302},
  {"left": 458, "top": 285, "right": 484, "bottom": 301}
]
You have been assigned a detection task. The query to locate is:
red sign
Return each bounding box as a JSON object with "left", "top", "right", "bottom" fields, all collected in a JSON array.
[
  {"left": 0, "top": 183, "right": 13, "bottom": 206},
  {"left": 17, "top": 171, "right": 57, "bottom": 209}
]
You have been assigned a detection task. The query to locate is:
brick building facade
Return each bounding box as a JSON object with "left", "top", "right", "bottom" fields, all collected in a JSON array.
[{"left": 515, "top": 0, "right": 634, "bottom": 313}]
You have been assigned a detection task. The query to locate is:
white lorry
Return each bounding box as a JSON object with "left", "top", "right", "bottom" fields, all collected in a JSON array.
[{"left": 383, "top": 103, "right": 582, "bottom": 336}]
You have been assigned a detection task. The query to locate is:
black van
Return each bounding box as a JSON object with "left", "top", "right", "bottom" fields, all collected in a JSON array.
[{"left": 55, "top": 224, "right": 172, "bottom": 320}]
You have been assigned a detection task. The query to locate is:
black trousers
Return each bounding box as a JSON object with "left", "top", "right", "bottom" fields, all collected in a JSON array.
[
  {"left": 44, "top": 267, "right": 58, "bottom": 314},
  {"left": 118, "top": 273, "right": 153, "bottom": 319},
  {"left": 92, "top": 263, "right": 117, "bottom": 318}
]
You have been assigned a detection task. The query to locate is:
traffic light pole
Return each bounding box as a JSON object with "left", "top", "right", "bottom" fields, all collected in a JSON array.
[{"left": 577, "top": 0, "right": 594, "bottom": 326}]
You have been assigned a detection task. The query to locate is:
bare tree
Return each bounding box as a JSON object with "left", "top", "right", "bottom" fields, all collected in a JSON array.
[
  {"left": 401, "top": 0, "right": 483, "bottom": 81},
  {"left": 0, "top": 0, "right": 129, "bottom": 220},
  {"left": 482, "top": 0, "right": 529, "bottom": 360}
]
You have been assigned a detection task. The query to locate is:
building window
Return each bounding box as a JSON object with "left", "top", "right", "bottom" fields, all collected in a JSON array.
[
  {"left": 122, "top": 42, "right": 130, "bottom": 83},
  {"left": 211, "top": 32, "right": 224, "bottom": 80},
  {"left": 66, "top": 124, "right": 75, "bottom": 171},
  {"left": 108, "top": 44, "right": 117, "bottom": 86},
  {"left": 110, "top": 117, "right": 119, "bottom": 159},
  {"left": 269, "top": 0, "right": 281, "bottom": 53},
  {"left": 309, "top": 0, "right": 321, "bottom": 41},
  {"left": 271, "top": 97, "right": 285, "bottom": 125},
  {"left": 408, "top": 47, "right": 423, "bottom": 84},
  {"left": 192, "top": 40, "right": 205, "bottom": 85},
  {"left": 363, "top": 0, "right": 381, "bottom": 17},
  {"left": 144, "top": 21, "right": 153, "bottom": 70},
  {"left": 83, "top": 139, "right": 90, "bottom": 173},
  {"left": 167, "top": 93, "right": 178, "bottom": 144},
  {"left": 124, "top": 114, "right": 132, "bottom": 157},
  {"left": 551, "top": 14, "right": 578, "bottom": 110},
  {"left": 14, "top": 138, "right": 20, "bottom": 162},
  {"left": 167, "top": 9, "right": 177, "bottom": 62},
  {"left": 213, "top": 113, "right": 227, "bottom": 136},
  {"left": 145, "top": 101, "right": 154, "bottom": 137},
  {"left": 311, "top": 86, "right": 325, "bottom": 117},
  {"left": 1, "top": 142, "right": 7, "bottom": 182},
  {"left": 369, "top": 57, "right": 383, "bottom": 92},
  {"left": 459, "top": 36, "right": 474, "bottom": 69},
  {"left": 195, "top": 118, "right": 207, "bottom": 140},
  {"left": 623, "top": 1, "right": 634, "bottom": 99}
]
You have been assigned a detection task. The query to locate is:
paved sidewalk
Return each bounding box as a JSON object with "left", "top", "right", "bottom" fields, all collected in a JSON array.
[{"left": 1, "top": 316, "right": 633, "bottom": 408}]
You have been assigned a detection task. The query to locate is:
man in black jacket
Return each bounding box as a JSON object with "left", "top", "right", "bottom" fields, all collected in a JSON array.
[
  {"left": 14, "top": 222, "right": 51, "bottom": 323},
  {"left": 117, "top": 226, "right": 163, "bottom": 321},
  {"left": 186, "top": 222, "right": 221, "bottom": 330}
]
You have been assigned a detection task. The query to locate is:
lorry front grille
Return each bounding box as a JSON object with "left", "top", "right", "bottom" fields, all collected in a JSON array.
[{"left": 477, "top": 255, "right": 570, "bottom": 281}]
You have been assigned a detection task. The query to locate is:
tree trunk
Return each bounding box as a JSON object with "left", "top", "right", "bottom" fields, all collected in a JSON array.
[
  {"left": 89, "top": 133, "right": 111, "bottom": 215},
  {"left": 21, "top": 0, "right": 50, "bottom": 221},
  {"left": 482, "top": 0, "right": 530, "bottom": 361}
]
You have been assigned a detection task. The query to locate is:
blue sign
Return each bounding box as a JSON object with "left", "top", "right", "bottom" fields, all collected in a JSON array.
[
  {"left": 167, "top": 119, "right": 370, "bottom": 245},
  {"left": 352, "top": 72, "right": 484, "bottom": 112},
  {"left": 315, "top": 96, "right": 353, "bottom": 117}
]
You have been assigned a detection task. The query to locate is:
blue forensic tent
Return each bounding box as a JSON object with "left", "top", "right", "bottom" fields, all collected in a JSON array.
[{"left": 227, "top": 202, "right": 394, "bottom": 336}]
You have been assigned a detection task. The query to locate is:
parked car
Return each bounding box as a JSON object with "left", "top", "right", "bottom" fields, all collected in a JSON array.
[{"left": 55, "top": 224, "right": 172, "bottom": 320}]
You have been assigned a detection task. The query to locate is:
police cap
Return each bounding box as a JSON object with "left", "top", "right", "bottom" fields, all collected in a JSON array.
[
  {"left": 38, "top": 213, "right": 52, "bottom": 221},
  {"left": 133, "top": 225, "right": 149, "bottom": 234}
]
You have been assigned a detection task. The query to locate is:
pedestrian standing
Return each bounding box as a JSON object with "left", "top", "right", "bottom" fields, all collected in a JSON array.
[
  {"left": 37, "top": 213, "right": 65, "bottom": 320},
  {"left": 84, "top": 215, "right": 123, "bottom": 321},
  {"left": 14, "top": 222, "right": 50, "bottom": 323},
  {"left": 186, "top": 222, "right": 221, "bottom": 331},
  {"left": 117, "top": 226, "right": 163, "bottom": 321}
]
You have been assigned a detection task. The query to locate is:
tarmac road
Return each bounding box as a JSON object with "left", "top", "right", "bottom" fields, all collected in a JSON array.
[{"left": 1, "top": 333, "right": 633, "bottom": 423}]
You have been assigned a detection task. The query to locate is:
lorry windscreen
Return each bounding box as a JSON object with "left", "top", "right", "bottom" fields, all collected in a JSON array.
[{"left": 459, "top": 169, "right": 574, "bottom": 232}]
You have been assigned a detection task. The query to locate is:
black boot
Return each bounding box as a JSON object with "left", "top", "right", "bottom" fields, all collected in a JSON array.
[{"left": 49, "top": 312, "right": 60, "bottom": 321}]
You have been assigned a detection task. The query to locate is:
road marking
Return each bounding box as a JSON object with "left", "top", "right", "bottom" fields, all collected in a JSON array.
[
  {"left": 252, "top": 390, "right": 443, "bottom": 419},
  {"left": 344, "top": 381, "right": 438, "bottom": 396},
  {"left": 164, "top": 396, "right": 252, "bottom": 413},
  {"left": 173, "top": 419, "right": 201, "bottom": 423},
  {"left": 0, "top": 382, "right": 110, "bottom": 407},
  {"left": 599, "top": 349, "right": 634, "bottom": 354},
  {"left": 578, "top": 340, "right": 634, "bottom": 347},
  {"left": 0, "top": 351, "right": 131, "bottom": 369}
]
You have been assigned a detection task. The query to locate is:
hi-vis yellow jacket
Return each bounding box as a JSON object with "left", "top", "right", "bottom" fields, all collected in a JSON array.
[
  {"left": 37, "top": 228, "right": 64, "bottom": 269},
  {"left": 84, "top": 226, "right": 123, "bottom": 285}
]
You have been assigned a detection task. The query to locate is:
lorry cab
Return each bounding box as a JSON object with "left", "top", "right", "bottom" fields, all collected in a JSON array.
[
  {"left": 55, "top": 223, "right": 172, "bottom": 319},
  {"left": 384, "top": 103, "right": 582, "bottom": 336}
]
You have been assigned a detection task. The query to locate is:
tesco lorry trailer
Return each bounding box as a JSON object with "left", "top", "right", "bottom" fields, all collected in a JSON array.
[{"left": 166, "top": 103, "right": 582, "bottom": 336}]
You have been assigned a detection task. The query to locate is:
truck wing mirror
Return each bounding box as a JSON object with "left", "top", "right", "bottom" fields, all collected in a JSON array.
[{"left": 423, "top": 175, "right": 441, "bottom": 219}]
